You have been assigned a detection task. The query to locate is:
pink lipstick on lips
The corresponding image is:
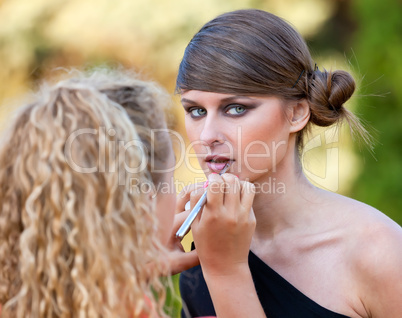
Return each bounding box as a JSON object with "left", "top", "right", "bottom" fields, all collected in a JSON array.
[{"left": 206, "top": 155, "right": 234, "bottom": 173}]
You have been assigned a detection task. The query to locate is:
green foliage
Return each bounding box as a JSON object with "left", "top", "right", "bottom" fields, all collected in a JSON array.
[
  {"left": 349, "top": 0, "right": 402, "bottom": 224},
  {"left": 0, "top": 2, "right": 399, "bottom": 317},
  {"left": 163, "top": 274, "right": 182, "bottom": 318}
]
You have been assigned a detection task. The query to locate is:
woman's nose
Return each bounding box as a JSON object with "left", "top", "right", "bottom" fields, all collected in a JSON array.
[{"left": 199, "top": 116, "right": 225, "bottom": 147}]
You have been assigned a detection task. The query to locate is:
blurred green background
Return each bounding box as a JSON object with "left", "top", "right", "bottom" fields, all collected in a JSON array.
[
  {"left": 0, "top": 0, "right": 401, "bottom": 314},
  {"left": 0, "top": 0, "right": 402, "bottom": 316},
  {"left": 1, "top": 0, "right": 400, "bottom": 222}
]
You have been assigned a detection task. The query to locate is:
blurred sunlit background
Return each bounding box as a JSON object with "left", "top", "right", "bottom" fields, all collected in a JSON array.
[{"left": 0, "top": 0, "right": 401, "bottom": 314}]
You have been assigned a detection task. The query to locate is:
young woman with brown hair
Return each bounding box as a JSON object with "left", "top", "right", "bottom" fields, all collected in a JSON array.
[{"left": 176, "top": 9, "right": 402, "bottom": 318}]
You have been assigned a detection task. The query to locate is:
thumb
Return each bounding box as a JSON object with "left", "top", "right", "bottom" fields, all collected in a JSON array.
[
  {"left": 168, "top": 249, "right": 199, "bottom": 275},
  {"left": 173, "top": 209, "right": 192, "bottom": 233},
  {"left": 176, "top": 182, "right": 204, "bottom": 213}
]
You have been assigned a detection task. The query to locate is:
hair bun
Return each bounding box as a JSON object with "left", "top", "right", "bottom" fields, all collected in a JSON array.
[{"left": 308, "top": 69, "right": 355, "bottom": 127}]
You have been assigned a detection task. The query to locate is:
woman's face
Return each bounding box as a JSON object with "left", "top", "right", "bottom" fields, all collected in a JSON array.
[{"left": 181, "top": 90, "right": 294, "bottom": 184}]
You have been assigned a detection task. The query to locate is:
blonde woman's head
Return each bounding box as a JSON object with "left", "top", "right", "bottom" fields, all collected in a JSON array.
[{"left": 0, "top": 69, "right": 173, "bottom": 317}]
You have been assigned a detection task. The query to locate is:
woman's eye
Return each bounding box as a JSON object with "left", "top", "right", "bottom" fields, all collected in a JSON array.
[
  {"left": 189, "top": 108, "right": 207, "bottom": 117},
  {"left": 226, "top": 105, "right": 246, "bottom": 115}
]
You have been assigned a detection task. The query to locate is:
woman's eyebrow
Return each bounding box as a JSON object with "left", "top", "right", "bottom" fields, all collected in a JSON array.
[
  {"left": 180, "top": 98, "right": 195, "bottom": 104},
  {"left": 220, "top": 95, "right": 255, "bottom": 103},
  {"left": 181, "top": 95, "right": 255, "bottom": 105}
]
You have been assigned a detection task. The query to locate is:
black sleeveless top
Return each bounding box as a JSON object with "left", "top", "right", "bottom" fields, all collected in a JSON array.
[{"left": 180, "top": 250, "right": 350, "bottom": 318}]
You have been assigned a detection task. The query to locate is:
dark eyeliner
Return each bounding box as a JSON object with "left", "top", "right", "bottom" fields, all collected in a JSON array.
[
  {"left": 186, "top": 106, "right": 206, "bottom": 118},
  {"left": 224, "top": 103, "right": 254, "bottom": 116}
]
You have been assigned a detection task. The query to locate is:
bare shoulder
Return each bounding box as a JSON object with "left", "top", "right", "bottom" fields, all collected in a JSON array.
[
  {"left": 337, "top": 194, "right": 401, "bottom": 246},
  {"left": 330, "top": 193, "right": 401, "bottom": 262},
  {"left": 346, "top": 198, "right": 402, "bottom": 270},
  {"left": 331, "top": 194, "right": 402, "bottom": 317}
]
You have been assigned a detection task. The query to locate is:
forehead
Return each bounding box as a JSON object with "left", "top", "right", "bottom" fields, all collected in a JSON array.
[{"left": 181, "top": 90, "right": 230, "bottom": 99}]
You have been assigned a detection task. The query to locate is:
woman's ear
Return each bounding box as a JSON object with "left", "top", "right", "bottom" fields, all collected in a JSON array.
[{"left": 288, "top": 99, "right": 310, "bottom": 133}]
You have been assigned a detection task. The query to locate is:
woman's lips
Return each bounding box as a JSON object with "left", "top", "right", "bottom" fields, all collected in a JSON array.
[
  {"left": 207, "top": 161, "right": 229, "bottom": 172},
  {"left": 205, "top": 156, "right": 233, "bottom": 173}
]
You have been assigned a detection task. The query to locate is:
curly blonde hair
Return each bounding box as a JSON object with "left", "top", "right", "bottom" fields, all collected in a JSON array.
[{"left": 0, "top": 69, "right": 172, "bottom": 317}]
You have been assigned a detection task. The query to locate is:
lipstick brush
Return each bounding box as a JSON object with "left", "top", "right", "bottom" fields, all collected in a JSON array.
[{"left": 175, "top": 162, "right": 232, "bottom": 240}]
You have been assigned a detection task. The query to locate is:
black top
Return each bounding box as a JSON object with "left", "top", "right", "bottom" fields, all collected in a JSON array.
[{"left": 180, "top": 250, "right": 350, "bottom": 318}]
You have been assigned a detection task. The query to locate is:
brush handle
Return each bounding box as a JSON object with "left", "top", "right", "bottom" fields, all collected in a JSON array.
[{"left": 175, "top": 191, "right": 208, "bottom": 240}]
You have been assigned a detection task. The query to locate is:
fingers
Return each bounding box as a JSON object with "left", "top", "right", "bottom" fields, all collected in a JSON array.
[
  {"left": 199, "top": 174, "right": 256, "bottom": 229},
  {"left": 189, "top": 174, "right": 256, "bottom": 277},
  {"left": 176, "top": 182, "right": 204, "bottom": 213},
  {"left": 248, "top": 207, "right": 257, "bottom": 229},
  {"left": 205, "top": 173, "right": 242, "bottom": 215},
  {"left": 176, "top": 175, "right": 256, "bottom": 236},
  {"left": 240, "top": 181, "right": 256, "bottom": 210},
  {"left": 190, "top": 187, "right": 206, "bottom": 212},
  {"left": 205, "top": 173, "right": 225, "bottom": 209},
  {"left": 172, "top": 209, "right": 192, "bottom": 233},
  {"left": 168, "top": 249, "right": 200, "bottom": 275},
  {"left": 167, "top": 211, "right": 200, "bottom": 275},
  {"left": 220, "top": 173, "right": 241, "bottom": 211}
]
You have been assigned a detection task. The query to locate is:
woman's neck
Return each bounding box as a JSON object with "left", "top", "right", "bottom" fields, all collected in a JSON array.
[{"left": 251, "top": 146, "right": 321, "bottom": 240}]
